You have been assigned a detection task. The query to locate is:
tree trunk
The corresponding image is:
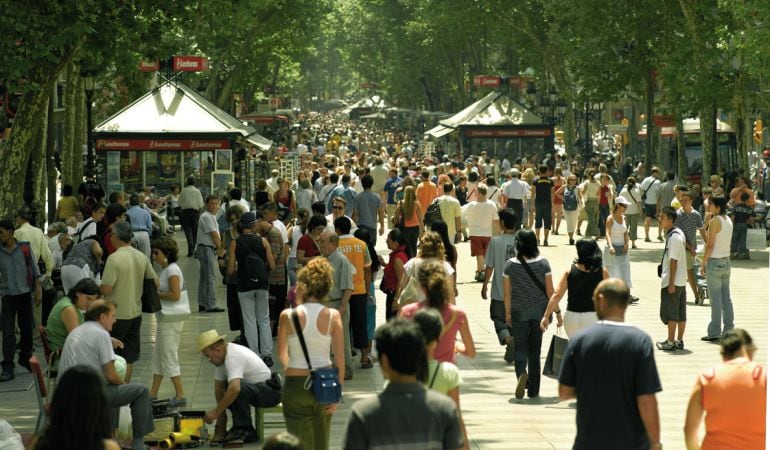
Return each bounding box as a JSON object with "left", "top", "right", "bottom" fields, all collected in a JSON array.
[
  {"left": 47, "top": 85, "right": 58, "bottom": 223},
  {"left": 30, "top": 97, "right": 49, "bottom": 224},
  {"left": 734, "top": 100, "right": 749, "bottom": 175},
  {"left": 674, "top": 111, "right": 687, "bottom": 182},
  {"left": 564, "top": 103, "right": 576, "bottom": 156},
  {"left": 700, "top": 107, "right": 716, "bottom": 187},
  {"left": 645, "top": 67, "right": 655, "bottom": 172},
  {"left": 0, "top": 85, "right": 52, "bottom": 219}
]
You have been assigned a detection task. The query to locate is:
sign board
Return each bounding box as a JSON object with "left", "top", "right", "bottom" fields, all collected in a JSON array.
[
  {"left": 360, "top": 82, "right": 378, "bottom": 89},
  {"left": 653, "top": 114, "right": 675, "bottom": 127},
  {"left": 269, "top": 97, "right": 282, "bottom": 107},
  {"left": 606, "top": 124, "right": 629, "bottom": 134},
  {"left": 139, "top": 60, "right": 159, "bottom": 72},
  {"left": 464, "top": 128, "right": 551, "bottom": 138},
  {"left": 172, "top": 56, "right": 209, "bottom": 72},
  {"left": 473, "top": 76, "right": 501, "bottom": 88},
  {"left": 96, "top": 138, "right": 230, "bottom": 151}
]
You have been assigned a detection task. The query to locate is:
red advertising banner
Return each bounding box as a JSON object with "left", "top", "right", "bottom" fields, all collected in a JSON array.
[
  {"left": 139, "top": 60, "right": 159, "bottom": 72},
  {"left": 653, "top": 114, "right": 675, "bottom": 127},
  {"left": 172, "top": 56, "right": 209, "bottom": 72},
  {"left": 473, "top": 76, "right": 501, "bottom": 88},
  {"left": 464, "top": 128, "right": 552, "bottom": 138},
  {"left": 96, "top": 139, "right": 229, "bottom": 151}
]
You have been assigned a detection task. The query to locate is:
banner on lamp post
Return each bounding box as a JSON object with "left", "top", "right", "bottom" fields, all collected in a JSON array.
[{"left": 172, "top": 56, "right": 209, "bottom": 72}]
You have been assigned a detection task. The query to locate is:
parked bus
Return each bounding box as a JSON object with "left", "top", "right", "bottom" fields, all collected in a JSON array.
[{"left": 639, "top": 118, "right": 737, "bottom": 183}]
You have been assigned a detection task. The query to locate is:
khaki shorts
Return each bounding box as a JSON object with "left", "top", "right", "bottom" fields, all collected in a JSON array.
[{"left": 686, "top": 251, "right": 694, "bottom": 270}]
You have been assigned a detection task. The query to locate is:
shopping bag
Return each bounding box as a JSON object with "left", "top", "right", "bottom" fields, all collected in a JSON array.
[
  {"left": 0, "top": 420, "right": 24, "bottom": 450},
  {"left": 746, "top": 228, "right": 767, "bottom": 250},
  {"left": 542, "top": 329, "right": 568, "bottom": 379}
]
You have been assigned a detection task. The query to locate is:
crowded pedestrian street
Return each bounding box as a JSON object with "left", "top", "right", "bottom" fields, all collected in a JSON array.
[{"left": 1, "top": 223, "right": 766, "bottom": 449}]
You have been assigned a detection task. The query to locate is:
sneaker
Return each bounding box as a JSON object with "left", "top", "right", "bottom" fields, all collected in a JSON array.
[
  {"left": 543, "top": 240, "right": 549, "bottom": 247},
  {"left": 701, "top": 336, "right": 720, "bottom": 342},
  {"left": 515, "top": 372, "right": 528, "bottom": 399},
  {"left": 503, "top": 338, "right": 515, "bottom": 363},
  {"left": 475, "top": 271, "right": 484, "bottom": 282},
  {"left": 657, "top": 236, "right": 664, "bottom": 242},
  {"left": 205, "top": 307, "right": 226, "bottom": 313},
  {"left": 0, "top": 369, "right": 14, "bottom": 382},
  {"left": 645, "top": 237, "right": 651, "bottom": 242},
  {"left": 632, "top": 243, "right": 637, "bottom": 249},
  {"left": 730, "top": 253, "right": 739, "bottom": 260},
  {"left": 675, "top": 340, "right": 684, "bottom": 350},
  {"left": 656, "top": 340, "right": 676, "bottom": 351},
  {"left": 168, "top": 397, "right": 187, "bottom": 407},
  {"left": 569, "top": 238, "right": 575, "bottom": 245},
  {"left": 629, "top": 295, "right": 640, "bottom": 304}
]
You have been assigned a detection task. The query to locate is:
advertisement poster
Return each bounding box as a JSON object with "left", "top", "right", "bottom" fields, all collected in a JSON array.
[
  {"left": 107, "top": 152, "right": 121, "bottom": 184},
  {"left": 159, "top": 151, "right": 180, "bottom": 183},
  {"left": 215, "top": 149, "right": 232, "bottom": 171},
  {"left": 211, "top": 171, "right": 234, "bottom": 198},
  {"left": 120, "top": 151, "right": 141, "bottom": 186}
]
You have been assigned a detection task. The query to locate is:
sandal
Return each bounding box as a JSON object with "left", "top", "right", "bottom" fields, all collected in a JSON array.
[
  {"left": 210, "top": 430, "right": 227, "bottom": 446},
  {"left": 361, "top": 357, "right": 373, "bottom": 369}
]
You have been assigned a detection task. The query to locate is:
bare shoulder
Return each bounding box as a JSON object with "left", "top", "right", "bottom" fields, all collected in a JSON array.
[{"left": 104, "top": 439, "right": 121, "bottom": 450}]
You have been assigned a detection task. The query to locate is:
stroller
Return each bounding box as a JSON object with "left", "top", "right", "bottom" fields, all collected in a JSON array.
[{"left": 693, "top": 247, "right": 709, "bottom": 305}]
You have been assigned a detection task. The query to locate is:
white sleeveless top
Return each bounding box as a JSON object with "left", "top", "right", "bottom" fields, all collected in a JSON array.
[
  {"left": 711, "top": 215, "right": 733, "bottom": 259},
  {"left": 288, "top": 303, "right": 333, "bottom": 369},
  {"left": 609, "top": 216, "right": 627, "bottom": 245},
  {"left": 289, "top": 225, "right": 303, "bottom": 258}
]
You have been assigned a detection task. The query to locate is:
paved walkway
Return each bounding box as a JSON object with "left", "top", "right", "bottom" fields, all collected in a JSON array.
[{"left": 1, "top": 225, "right": 767, "bottom": 449}]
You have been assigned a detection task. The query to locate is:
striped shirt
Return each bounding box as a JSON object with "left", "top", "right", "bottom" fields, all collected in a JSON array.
[
  {"left": 675, "top": 208, "right": 704, "bottom": 249},
  {"left": 503, "top": 256, "right": 551, "bottom": 312}
]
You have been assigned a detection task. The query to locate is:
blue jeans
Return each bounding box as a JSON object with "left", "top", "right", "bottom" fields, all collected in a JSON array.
[
  {"left": 706, "top": 258, "right": 733, "bottom": 338},
  {"left": 510, "top": 319, "right": 544, "bottom": 397},
  {"left": 196, "top": 246, "right": 218, "bottom": 310},
  {"left": 730, "top": 222, "right": 748, "bottom": 254},
  {"left": 238, "top": 289, "right": 273, "bottom": 357},
  {"left": 287, "top": 257, "right": 297, "bottom": 287},
  {"left": 598, "top": 204, "right": 610, "bottom": 237}
]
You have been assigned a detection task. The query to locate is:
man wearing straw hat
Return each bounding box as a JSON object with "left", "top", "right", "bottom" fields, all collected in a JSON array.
[{"left": 198, "top": 330, "right": 282, "bottom": 445}]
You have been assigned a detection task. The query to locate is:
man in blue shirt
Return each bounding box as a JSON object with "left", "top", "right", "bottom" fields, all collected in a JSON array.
[
  {"left": 0, "top": 218, "right": 41, "bottom": 382},
  {"left": 125, "top": 194, "right": 154, "bottom": 260},
  {"left": 382, "top": 168, "right": 402, "bottom": 229},
  {"left": 326, "top": 174, "right": 357, "bottom": 217}
]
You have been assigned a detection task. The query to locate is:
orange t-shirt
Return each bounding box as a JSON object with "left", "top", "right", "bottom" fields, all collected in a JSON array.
[
  {"left": 337, "top": 235, "right": 371, "bottom": 295},
  {"left": 699, "top": 358, "right": 766, "bottom": 450},
  {"left": 416, "top": 182, "right": 438, "bottom": 213},
  {"left": 400, "top": 202, "right": 421, "bottom": 228}
]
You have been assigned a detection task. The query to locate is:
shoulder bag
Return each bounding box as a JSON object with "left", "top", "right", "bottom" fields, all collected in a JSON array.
[
  {"left": 291, "top": 308, "right": 342, "bottom": 404},
  {"left": 141, "top": 278, "right": 162, "bottom": 313},
  {"left": 161, "top": 290, "right": 191, "bottom": 319},
  {"left": 517, "top": 255, "right": 552, "bottom": 323}
]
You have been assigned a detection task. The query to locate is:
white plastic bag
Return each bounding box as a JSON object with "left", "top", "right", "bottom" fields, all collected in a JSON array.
[
  {"left": 0, "top": 420, "right": 24, "bottom": 450},
  {"left": 116, "top": 405, "right": 133, "bottom": 443}
]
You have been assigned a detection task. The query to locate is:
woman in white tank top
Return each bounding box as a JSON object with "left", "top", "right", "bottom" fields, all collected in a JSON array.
[
  {"left": 604, "top": 199, "right": 633, "bottom": 298},
  {"left": 701, "top": 196, "right": 734, "bottom": 340},
  {"left": 277, "top": 259, "right": 343, "bottom": 450}
]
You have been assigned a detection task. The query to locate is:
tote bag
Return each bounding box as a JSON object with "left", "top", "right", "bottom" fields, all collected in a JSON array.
[{"left": 161, "top": 290, "right": 191, "bottom": 319}]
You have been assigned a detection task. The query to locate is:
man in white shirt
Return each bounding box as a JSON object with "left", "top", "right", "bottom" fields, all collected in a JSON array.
[
  {"left": 196, "top": 196, "right": 226, "bottom": 313},
  {"left": 369, "top": 157, "right": 390, "bottom": 194},
  {"left": 199, "top": 330, "right": 281, "bottom": 444},
  {"left": 462, "top": 185, "right": 499, "bottom": 281},
  {"left": 59, "top": 300, "right": 154, "bottom": 450},
  {"left": 500, "top": 169, "right": 529, "bottom": 231},
  {"left": 266, "top": 169, "right": 280, "bottom": 195},
  {"left": 435, "top": 182, "right": 463, "bottom": 242},
  {"left": 14, "top": 206, "right": 54, "bottom": 277},
  {"left": 640, "top": 167, "right": 662, "bottom": 242},
  {"left": 655, "top": 206, "right": 688, "bottom": 351}
]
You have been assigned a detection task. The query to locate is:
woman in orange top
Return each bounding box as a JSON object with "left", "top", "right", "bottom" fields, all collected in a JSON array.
[
  {"left": 395, "top": 186, "right": 423, "bottom": 257},
  {"left": 684, "top": 328, "right": 766, "bottom": 450}
]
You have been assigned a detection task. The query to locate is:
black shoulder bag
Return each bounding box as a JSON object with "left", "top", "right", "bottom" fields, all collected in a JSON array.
[{"left": 291, "top": 308, "right": 342, "bottom": 404}]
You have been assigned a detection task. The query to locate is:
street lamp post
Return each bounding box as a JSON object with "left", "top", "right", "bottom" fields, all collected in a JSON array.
[
  {"left": 82, "top": 71, "right": 96, "bottom": 179},
  {"left": 574, "top": 101, "right": 604, "bottom": 162}
]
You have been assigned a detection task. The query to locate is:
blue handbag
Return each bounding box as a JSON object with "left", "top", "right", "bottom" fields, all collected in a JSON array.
[{"left": 291, "top": 309, "right": 342, "bottom": 404}]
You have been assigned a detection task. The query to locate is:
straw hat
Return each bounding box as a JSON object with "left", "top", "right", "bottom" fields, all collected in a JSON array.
[{"left": 197, "top": 330, "right": 226, "bottom": 352}]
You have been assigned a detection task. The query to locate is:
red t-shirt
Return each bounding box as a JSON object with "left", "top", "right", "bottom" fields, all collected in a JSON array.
[
  {"left": 297, "top": 234, "right": 320, "bottom": 258},
  {"left": 599, "top": 185, "right": 610, "bottom": 206},
  {"left": 382, "top": 247, "right": 409, "bottom": 292}
]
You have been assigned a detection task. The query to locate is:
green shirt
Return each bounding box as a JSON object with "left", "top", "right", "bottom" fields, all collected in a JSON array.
[{"left": 46, "top": 297, "right": 83, "bottom": 352}]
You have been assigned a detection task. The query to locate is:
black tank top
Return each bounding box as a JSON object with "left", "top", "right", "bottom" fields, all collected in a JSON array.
[{"left": 566, "top": 264, "right": 603, "bottom": 313}]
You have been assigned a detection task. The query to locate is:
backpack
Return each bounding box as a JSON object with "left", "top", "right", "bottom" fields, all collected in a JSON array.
[
  {"left": 424, "top": 199, "right": 443, "bottom": 227},
  {"left": 238, "top": 234, "right": 268, "bottom": 288},
  {"left": 563, "top": 187, "right": 578, "bottom": 211},
  {"left": 75, "top": 219, "right": 96, "bottom": 243}
]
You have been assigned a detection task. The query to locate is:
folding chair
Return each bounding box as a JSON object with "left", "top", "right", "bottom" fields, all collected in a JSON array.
[
  {"left": 37, "top": 326, "right": 59, "bottom": 393},
  {"left": 30, "top": 355, "right": 48, "bottom": 433}
]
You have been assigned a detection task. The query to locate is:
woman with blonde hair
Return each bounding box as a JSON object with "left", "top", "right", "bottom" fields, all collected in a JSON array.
[
  {"left": 400, "top": 259, "right": 475, "bottom": 364},
  {"left": 395, "top": 185, "right": 423, "bottom": 256},
  {"left": 396, "top": 231, "right": 455, "bottom": 308},
  {"left": 278, "top": 259, "right": 344, "bottom": 450}
]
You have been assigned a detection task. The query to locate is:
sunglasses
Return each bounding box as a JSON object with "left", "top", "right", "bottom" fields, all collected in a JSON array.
[{"left": 332, "top": 206, "right": 344, "bottom": 210}]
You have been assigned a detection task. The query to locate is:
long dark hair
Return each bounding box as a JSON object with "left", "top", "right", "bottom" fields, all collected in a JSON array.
[
  {"left": 354, "top": 228, "right": 380, "bottom": 273},
  {"left": 429, "top": 220, "right": 456, "bottom": 264},
  {"left": 388, "top": 228, "right": 412, "bottom": 259},
  {"left": 35, "top": 365, "right": 113, "bottom": 450},
  {"left": 574, "top": 238, "right": 602, "bottom": 271}
]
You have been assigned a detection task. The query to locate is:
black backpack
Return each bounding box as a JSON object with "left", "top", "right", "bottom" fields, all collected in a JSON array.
[
  {"left": 424, "top": 199, "right": 443, "bottom": 226},
  {"left": 237, "top": 234, "right": 268, "bottom": 288}
]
